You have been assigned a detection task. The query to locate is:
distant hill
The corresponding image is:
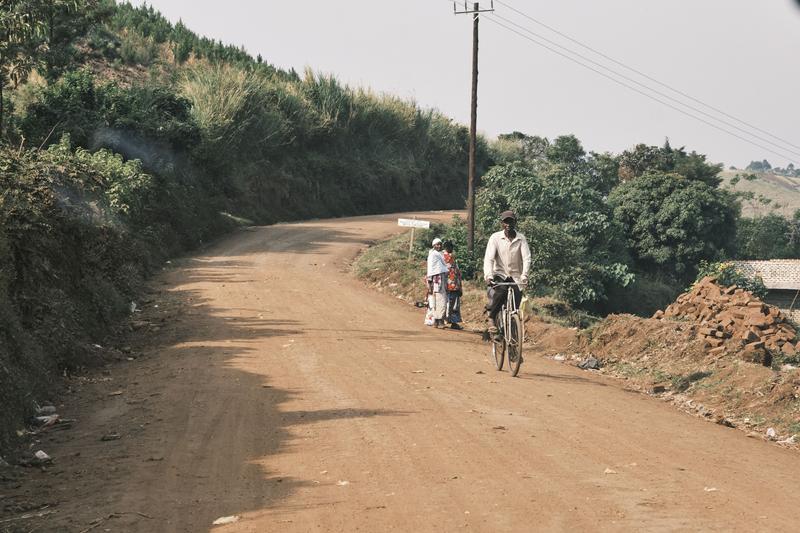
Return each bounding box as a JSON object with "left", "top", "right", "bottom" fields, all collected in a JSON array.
[{"left": 720, "top": 169, "right": 800, "bottom": 217}]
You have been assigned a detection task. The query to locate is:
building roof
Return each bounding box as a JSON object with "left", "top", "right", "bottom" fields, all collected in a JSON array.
[{"left": 731, "top": 259, "right": 800, "bottom": 290}]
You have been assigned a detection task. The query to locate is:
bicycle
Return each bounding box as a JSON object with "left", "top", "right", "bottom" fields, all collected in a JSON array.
[{"left": 488, "top": 282, "right": 524, "bottom": 377}]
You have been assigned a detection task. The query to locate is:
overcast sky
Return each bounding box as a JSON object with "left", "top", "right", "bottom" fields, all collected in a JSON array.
[{"left": 134, "top": 0, "right": 800, "bottom": 168}]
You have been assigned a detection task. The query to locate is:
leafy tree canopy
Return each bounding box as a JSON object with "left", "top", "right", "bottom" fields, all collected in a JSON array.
[
  {"left": 491, "top": 131, "right": 548, "bottom": 166},
  {"left": 609, "top": 171, "right": 740, "bottom": 279},
  {"left": 475, "top": 160, "right": 633, "bottom": 306},
  {"left": 489, "top": 132, "right": 619, "bottom": 194},
  {"left": 619, "top": 140, "right": 723, "bottom": 186},
  {"left": 0, "top": 1, "right": 101, "bottom": 135},
  {"left": 746, "top": 159, "right": 772, "bottom": 172},
  {"left": 735, "top": 213, "right": 800, "bottom": 260}
]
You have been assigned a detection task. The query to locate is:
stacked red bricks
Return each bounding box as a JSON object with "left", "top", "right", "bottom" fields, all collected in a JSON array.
[{"left": 652, "top": 277, "right": 797, "bottom": 366}]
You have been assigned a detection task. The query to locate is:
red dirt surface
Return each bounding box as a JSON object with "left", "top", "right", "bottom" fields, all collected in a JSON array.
[
  {"left": 570, "top": 280, "right": 800, "bottom": 441},
  {"left": 3, "top": 212, "right": 800, "bottom": 532}
]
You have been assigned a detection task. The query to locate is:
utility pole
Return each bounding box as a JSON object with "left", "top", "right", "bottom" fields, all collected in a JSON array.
[{"left": 454, "top": 1, "right": 493, "bottom": 255}]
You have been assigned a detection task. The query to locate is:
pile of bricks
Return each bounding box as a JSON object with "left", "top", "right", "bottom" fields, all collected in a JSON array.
[{"left": 652, "top": 276, "right": 797, "bottom": 366}]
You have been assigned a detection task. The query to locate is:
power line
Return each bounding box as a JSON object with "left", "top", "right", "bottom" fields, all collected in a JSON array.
[
  {"left": 444, "top": 0, "right": 799, "bottom": 163},
  {"left": 488, "top": 11, "right": 800, "bottom": 160},
  {"left": 494, "top": 0, "right": 800, "bottom": 153},
  {"left": 481, "top": 14, "right": 799, "bottom": 165}
]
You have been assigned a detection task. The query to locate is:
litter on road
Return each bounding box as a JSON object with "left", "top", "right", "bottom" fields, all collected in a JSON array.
[{"left": 212, "top": 515, "right": 240, "bottom": 525}]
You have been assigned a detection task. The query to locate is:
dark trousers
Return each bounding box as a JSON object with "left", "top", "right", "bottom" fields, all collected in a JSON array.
[{"left": 485, "top": 276, "right": 522, "bottom": 320}]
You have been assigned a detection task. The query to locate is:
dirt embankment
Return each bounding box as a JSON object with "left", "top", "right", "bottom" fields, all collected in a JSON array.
[
  {"left": 657, "top": 276, "right": 800, "bottom": 366},
  {"left": 542, "top": 278, "right": 800, "bottom": 444}
]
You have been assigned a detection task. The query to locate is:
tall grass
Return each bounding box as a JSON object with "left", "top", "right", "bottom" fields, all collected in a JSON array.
[{"left": 177, "top": 61, "right": 478, "bottom": 222}]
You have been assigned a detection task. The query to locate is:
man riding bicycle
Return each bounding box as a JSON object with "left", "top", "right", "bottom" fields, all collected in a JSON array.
[{"left": 483, "top": 210, "right": 531, "bottom": 334}]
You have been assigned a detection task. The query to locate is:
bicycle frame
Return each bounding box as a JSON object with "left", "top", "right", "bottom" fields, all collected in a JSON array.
[{"left": 491, "top": 282, "right": 522, "bottom": 341}]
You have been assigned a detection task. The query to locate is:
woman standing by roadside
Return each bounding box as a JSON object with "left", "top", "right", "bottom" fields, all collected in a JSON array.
[
  {"left": 442, "top": 241, "right": 463, "bottom": 330},
  {"left": 425, "top": 238, "right": 449, "bottom": 328}
]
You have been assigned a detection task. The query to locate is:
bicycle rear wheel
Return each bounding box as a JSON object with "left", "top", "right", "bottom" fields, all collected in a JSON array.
[
  {"left": 506, "top": 314, "right": 523, "bottom": 377},
  {"left": 491, "top": 315, "right": 504, "bottom": 370}
]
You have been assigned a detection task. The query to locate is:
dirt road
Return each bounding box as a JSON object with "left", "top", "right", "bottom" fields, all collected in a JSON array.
[{"left": 5, "top": 213, "right": 800, "bottom": 532}]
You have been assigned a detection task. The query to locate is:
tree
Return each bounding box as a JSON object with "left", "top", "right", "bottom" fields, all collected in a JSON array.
[
  {"left": 491, "top": 131, "right": 548, "bottom": 165},
  {"left": 619, "top": 140, "right": 722, "bottom": 185},
  {"left": 475, "top": 160, "right": 633, "bottom": 306},
  {"left": 736, "top": 214, "right": 800, "bottom": 259},
  {"left": 609, "top": 171, "right": 740, "bottom": 279},
  {"left": 0, "top": 1, "right": 45, "bottom": 137},
  {"left": 586, "top": 151, "right": 619, "bottom": 195},
  {"left": 545, "top": 134, "right": 585, "bottom": 168},
  {"left": 0, "top": 0, "right": 95, "bottom": 138},
  {"left": 38, "top": 0, "right": 109, "bottom": 78},
  {"left": 746, "top": 159, "right": 772, "bottom": 172}
]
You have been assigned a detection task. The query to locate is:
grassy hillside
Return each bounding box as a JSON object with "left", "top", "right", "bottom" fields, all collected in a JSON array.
[
  {"left": 0, "top": 0, "right": 487, "bottom": 453},
  {"left": 720, "top": 169, "right": 800, "bottom": 217}
]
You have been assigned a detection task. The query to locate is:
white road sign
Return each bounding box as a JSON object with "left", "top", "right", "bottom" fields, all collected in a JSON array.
[{"left": 397, "top": 218, "right": 430, "bottom": 229}]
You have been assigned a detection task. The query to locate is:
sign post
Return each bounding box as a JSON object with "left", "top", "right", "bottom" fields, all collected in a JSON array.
[{"left": 398, "top": 218, "right": 431, "bottom": 260}]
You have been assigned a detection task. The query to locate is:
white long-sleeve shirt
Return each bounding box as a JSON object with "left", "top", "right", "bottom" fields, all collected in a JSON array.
[
  {"left": 427, "top": 249, "right": 449, "bottom": 277},
  {"left": 483, "top": 230, "right": 531, "bottom": 283}
]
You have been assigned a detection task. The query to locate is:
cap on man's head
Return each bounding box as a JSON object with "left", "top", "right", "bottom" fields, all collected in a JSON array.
[
  {"left": 432, "top": 237, "right": 443, "bottom": 246},
  {"left": 500, "top": 210, "right": 517, "bottom": 222}
]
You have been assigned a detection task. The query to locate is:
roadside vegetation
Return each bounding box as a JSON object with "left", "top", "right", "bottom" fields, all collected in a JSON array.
[
  {"left": 470, "top": 135, "right": 799, "bottom": 313},
  {"left": 3, "top": 0, "right": 799, "bottom": 454},
  {"left": 358, "top": 133, "right": 800, "bottom": 323},
  {"left": 352, "top": 137, "right": 800, "bottom": 442},
  {"left": 0, "top": 1, "right": 486, "bottom": 452},
  {"left": 353, "top": 219, "right": 600, "bottom": 330}
]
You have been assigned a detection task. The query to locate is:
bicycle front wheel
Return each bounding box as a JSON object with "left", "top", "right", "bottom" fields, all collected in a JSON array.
[
  {"left": 506, "top": 314, "right": 523, "bottom": 377},
  {"left": 491, "top": 316, "right": 505, "bottom": 370}
]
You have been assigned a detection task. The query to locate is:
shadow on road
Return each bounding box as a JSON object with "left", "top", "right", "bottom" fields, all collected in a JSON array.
[
  {"left": 2, "top": 214, "right": 471, "bottom": 532},
  {"left": 518, "top": 371, "right": 609, "bottom": 387},
  {"left": 1, "top": 257, "right": 417, "bottom": 533}
]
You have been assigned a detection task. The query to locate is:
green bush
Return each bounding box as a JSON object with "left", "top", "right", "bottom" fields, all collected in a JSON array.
[
  {"left": 618, "top": 141, "right": 723, "bottom": 185},
  {"left": 525, "top": 296, "right": 599, "bottom": 329},
  {"left": 108, "top": 2, "right": 255, "bottom": 66},
  {"left": 735, "top": 213, "right": 800, "bottom": 259},
  {"left": 488, "top": 132, "right": 550, "bottom": 165},
  {"left": 20, "top": 70, "right": 200, "bottom": 156},
  {"left": 20, "top": 69, "right": 106, "bottom": 148},
  {"left": 176, "top": 61, "right": 478, "bottom": 222},
  {"left": 693, "top": 260, "right": 768, "bottom": 299},
  {"left": 0, "top": 148, "right": 124, "bottom": 392},
  {"left": 474, "top": 158, "right": 633, "bottom": 307},
  {"left": 46, "top": 136, "right": 155, "bottom": 221},
  {"left": 609, "top": 172, "right": 740, "bottom": 280}
]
